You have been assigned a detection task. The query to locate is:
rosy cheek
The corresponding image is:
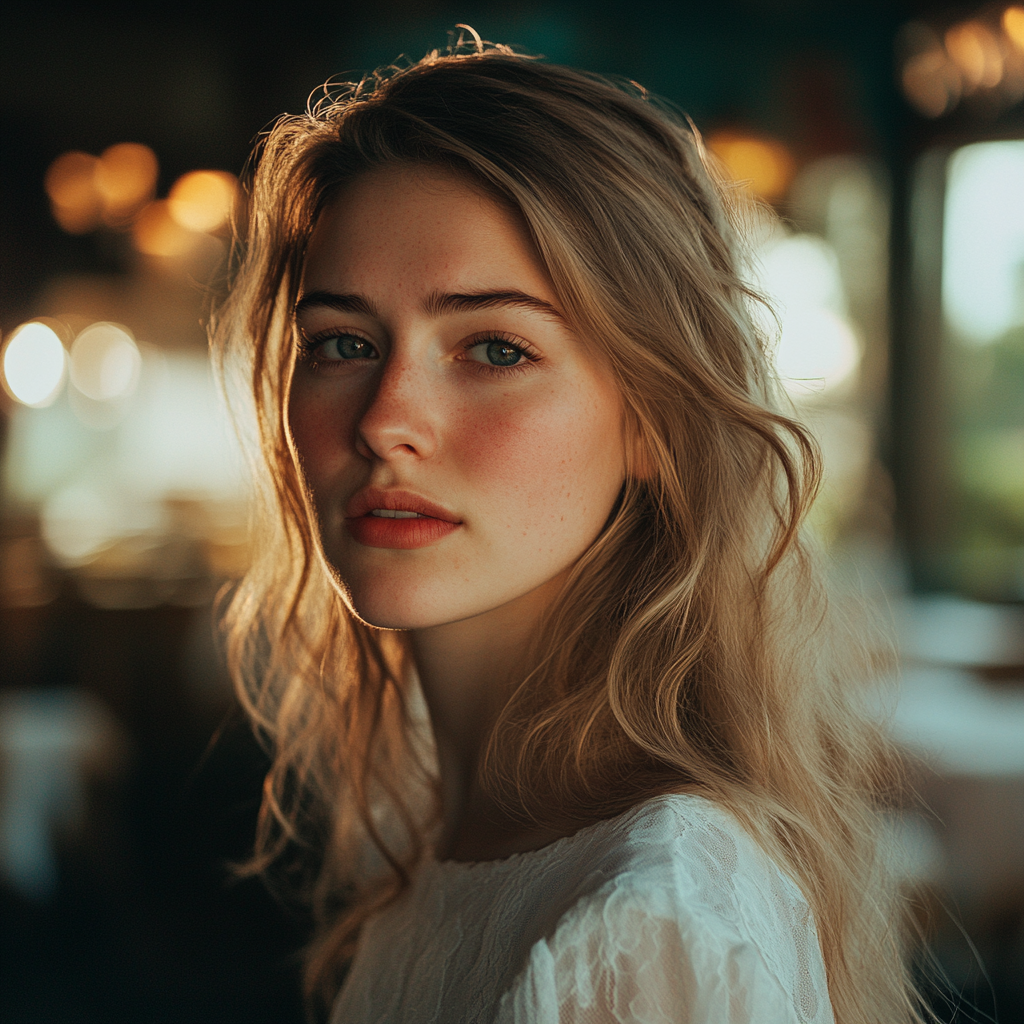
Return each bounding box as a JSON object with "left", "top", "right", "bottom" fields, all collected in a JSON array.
[
  {"left": 288, "top": 388, "right": 358, "bottom": 481},
  {"left": 448, "top": 388, "right": 595, "bottom": 526}
]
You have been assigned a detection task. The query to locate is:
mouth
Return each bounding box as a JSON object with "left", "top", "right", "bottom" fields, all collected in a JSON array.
[
  {"left": 345, "top": 488, "right": 461, "bottom": 549},
  {"left": 369, "top": 509, "right": 423, "bottom": 519}
]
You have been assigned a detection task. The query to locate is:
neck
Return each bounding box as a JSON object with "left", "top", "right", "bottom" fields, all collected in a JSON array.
[{"left": 410, "top": 570, "right": 566, "bottom": 858}]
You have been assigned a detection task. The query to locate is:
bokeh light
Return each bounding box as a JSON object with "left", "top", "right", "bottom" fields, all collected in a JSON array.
[
  {"left": 900, "top": 10, "right": 1024, "bottom": 117},
  {"left": 2, "top": 323, "right": 67, "bottom": 407},
  {"left": 167, "top": 171, "right": 237, "bottom": 233},
  {"left": 1006, "top": 6, "right": 1024, "bottom": 50},
  {"left": 901, "top": 30, "right": 962, "bottom": 118},
  {"left": 132, "top": 200, "right": 200, "bottom": 257},
  {"left": 45, "top": 144, "right": 158, "bottom": 233},
  {"left": 94, "top": 143, "right": 158, "bottom": 225},
  {"left": 945, "top": 21, "right": 1003, "bottom": 92},
  {"left": 943, "top": 140, "right": 1024, "bottom": 345},
  {"left": 44, "top": 152, "right": 102, "bottom": 234},
  {"left": 775, "top": 306, "right": 860, "bottom": 393},
  {"left": 707, "top": 131, "right": 795, "bottom": 202},
  {"left": 41, "top": 484, "right": 125, "bottom": 565},
  {"left": 756, "top": 233, "right": 861, "bottom": 395},
  {"left": 69, "top": 323, "right": 142, "bottom": 402}
]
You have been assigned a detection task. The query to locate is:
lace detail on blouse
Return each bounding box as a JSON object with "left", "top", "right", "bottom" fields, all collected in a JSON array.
[{"left": 330, "top": 794, "right": 834, "bottom": 1024}]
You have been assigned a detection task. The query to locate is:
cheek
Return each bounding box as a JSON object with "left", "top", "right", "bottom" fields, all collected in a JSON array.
[
  {"left": 287, "top": 385, "right": 357, "bottom": 485},
  {"left": 451, "top": 385, "right": 623, "bottom": 530}
]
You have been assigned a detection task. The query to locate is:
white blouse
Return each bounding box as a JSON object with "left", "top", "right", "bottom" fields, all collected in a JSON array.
[{"left": 330, "top": 794, "right": 835, "bottom": 1024}]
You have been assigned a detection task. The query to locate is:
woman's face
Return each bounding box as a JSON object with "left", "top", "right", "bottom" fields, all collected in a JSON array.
[{"left": 289, "top": 164, "right": 626, "bottom": 630}]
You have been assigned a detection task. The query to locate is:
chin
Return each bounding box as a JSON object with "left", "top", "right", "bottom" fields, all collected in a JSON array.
[
  {"left": 347, "top": 602, "right": 427, "bottom": 631},
  {"left": 333, "top": 574, "right": 451, "bottom": 631}
]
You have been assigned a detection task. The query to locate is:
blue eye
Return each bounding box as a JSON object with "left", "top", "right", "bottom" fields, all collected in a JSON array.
[
  {"left": 314, "top": 334, "right": 378, "bottom": 360},
  {"left": 468, "top": 339, "right": 524, "bottom": 367}
]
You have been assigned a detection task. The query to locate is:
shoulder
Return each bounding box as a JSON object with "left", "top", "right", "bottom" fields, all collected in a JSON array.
[
  {"left": 497, "top": 794, "right": 834, "bottom": 1024},
  {"left": 615, "top": 794, "right": 809, "bottom": 924},
  {"left": 567, "top": 794, "right": 821, "bottom": 969}
]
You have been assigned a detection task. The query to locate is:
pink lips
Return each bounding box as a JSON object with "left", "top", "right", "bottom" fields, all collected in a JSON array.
[{"left": 345, "top": 488, "right": 461, "bottom": 550}]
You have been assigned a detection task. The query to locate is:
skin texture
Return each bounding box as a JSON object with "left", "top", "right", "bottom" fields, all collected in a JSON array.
[{"left": 288, "top": 164, "right": 626, "bottom": 858}]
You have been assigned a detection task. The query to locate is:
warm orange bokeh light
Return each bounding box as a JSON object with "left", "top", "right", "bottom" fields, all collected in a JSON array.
[
  {"left": 945, "top": 21, "right": 1003, "bottom": 91},
  {"left": 44, "top": 152, "right": 103, "bottom": 234},
  {"left": 132, "top": 200, "right": 199, "bottom": 258},
  {"left": 167, "top": 170, "right": 238, "bottom": 233},
  {"left": 1004, "top": 6, "right": 1024, "bottom": 50},
  {"left": 900, "top": 11, "right": 1024, "bottom": 117},
  {"left": 46, "top": 143, "right": 158, "bottom": 233},
  {"left": 94, "top": 143, "right": 159, "bottom": 225},
  {"left": 706, "top": 131, "right": 795, "bottom": 202},
  {"left": 902, "top": 47, "right": 961, "bottom": 117}
]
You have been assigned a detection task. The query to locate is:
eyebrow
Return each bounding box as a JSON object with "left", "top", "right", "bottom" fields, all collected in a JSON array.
[
  {"left": 422, "top": 289, "right": 567, "bottom": 324},
  {"left": 293, "top": 289, "right": 567, "bottom": 325},
  {"left": 293, "top": 291, "right": 382, "bottom": 319}
]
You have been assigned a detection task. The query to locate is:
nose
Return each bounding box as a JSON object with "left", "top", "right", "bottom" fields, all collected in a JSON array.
[{"left": 355, "top": 353, "right": 438, "bottom": 461}]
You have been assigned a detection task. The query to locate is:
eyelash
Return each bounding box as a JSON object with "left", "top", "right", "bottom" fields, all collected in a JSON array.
[
  {"left": 460, "top": 332, "right": 541, "bottom": 377},
  {"left": 296, "top": 329, "right": 374, "bottom": 368},
  {"left": 297, "top": 330, "right": 542, "bottom": 376}
]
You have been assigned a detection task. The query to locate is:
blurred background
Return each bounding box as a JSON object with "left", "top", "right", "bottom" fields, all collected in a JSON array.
[{"left": 0, "top": 1, "right": 1022, "bottom": 1021}]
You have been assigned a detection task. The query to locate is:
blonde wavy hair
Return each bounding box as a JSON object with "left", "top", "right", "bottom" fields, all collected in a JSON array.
[{"left": 212, "top": 33, "right": 921, "bottom": 1023}]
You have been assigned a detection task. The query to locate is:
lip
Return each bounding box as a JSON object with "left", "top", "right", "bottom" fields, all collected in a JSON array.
[
  {"left": 345, "top": 487, "right": 462, "bottom": 550},
  {"left": 346, "top": 487, "right": 460, "bottom": 522}
]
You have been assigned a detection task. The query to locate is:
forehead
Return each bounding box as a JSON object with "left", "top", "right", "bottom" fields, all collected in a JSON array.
[{"left": 301, "top": 164, "right": 555, "bottom": 299}]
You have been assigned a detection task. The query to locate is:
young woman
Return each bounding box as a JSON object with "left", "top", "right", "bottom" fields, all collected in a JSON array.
[{"left": 213, "top": 32, "right": 920, "bottom": 1024}]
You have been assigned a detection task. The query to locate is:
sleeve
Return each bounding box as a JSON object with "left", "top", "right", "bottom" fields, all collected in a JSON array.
[{"left": 494, "top": 877, "right": 833, "bottom": 1024}]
